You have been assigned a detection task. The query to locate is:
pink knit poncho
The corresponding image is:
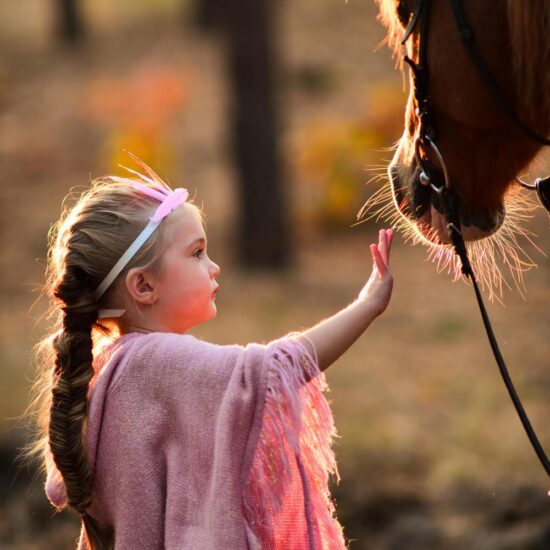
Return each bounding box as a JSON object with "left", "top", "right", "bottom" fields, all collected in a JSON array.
[{"left": 45, "top": 331, "right": 348, "bottom": 549}]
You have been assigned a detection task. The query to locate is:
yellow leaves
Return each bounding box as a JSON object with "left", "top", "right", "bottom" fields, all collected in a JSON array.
[{"left": 290, "top": 82, "right": 405, "bottom": 231}]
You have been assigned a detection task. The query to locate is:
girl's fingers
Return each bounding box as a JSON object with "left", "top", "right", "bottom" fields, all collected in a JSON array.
[
  {"left": 370, "top": 244, "right": 388, "bottom": 276},
  {"left": 384, "top": 229, "right": 393, "bottom": 262},
  {"left": 378, "top": 229, "right": 388, "bottom": 264},
  {"left": 371, "top": 229, "right": 393, "bottom": 274},
  {"left": 378, "top": 229, "right": 391, "bottom": 265}
]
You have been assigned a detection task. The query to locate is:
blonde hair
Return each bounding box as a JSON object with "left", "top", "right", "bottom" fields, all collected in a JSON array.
[{"left": 27, "top": 163, "right": 201, "bottom": 549}]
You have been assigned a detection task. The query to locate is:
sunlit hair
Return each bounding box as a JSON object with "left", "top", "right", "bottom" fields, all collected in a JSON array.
[
  {"left": 356, "top": 165, "right": 541, "bottom": 302},
  {"left": 374, "top": 0, "right": 405, "bottom": 66},
  {"left": 25, "top": 161, "right": 202, "bottom": 549}
]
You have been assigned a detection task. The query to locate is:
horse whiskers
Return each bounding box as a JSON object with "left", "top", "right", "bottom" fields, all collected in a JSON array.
[
  {"left": 363, "top": 163, "right": 394, "bottom": 172},
  {"left": 352, "top": 200, "right": 396, "bottom": 227},
  {"left": 375, "top": 141, "right": 401, "bottom": 153},
  {"left": 361, "top": 174, "right": 390, "bottom": 187},
  {"left": 358, "top": 177, "right": 543, "bottom": 301},
  {"left": 422, "top": 187, "right": 540, "bottom": 301},
  {"left": 356, "top": 187, "right": 395, "bottom": 223}
]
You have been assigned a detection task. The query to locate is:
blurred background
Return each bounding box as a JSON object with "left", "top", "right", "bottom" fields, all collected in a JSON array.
[{"left": 1, "top": 0, "right": 549, "bottom": 548}]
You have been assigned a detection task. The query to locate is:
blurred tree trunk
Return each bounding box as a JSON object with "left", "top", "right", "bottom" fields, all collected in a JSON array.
[
  {"left": 191, "top": 0, "right": 224, "bottom": 32},
  {"left": 224, "top": 0, "right": 291, "bottom": 267},
  {"left": 55, "top": 0, "right": 85, "bottom": 43}
]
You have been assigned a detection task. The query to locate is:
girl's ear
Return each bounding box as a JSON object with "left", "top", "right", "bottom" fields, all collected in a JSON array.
[{"left": 124, "top": 268, "right": 157, "bottom": 306}]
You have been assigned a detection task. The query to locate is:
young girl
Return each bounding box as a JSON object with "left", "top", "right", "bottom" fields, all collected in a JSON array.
[{"left": 31, "top": 153, "right": 393, "bottom": 549}]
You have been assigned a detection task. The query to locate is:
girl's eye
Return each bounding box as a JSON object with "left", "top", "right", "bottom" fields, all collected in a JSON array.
[{"left": 193, "top": 248, "right": 204, "bottom": 259}]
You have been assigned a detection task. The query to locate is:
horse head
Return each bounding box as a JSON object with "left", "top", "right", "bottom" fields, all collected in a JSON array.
[
  {"left": 373, "top": 0, "right": 550, "bottom": 478},
  {"left": 374, "top": 0, "right": 549, "bottom": 250}
]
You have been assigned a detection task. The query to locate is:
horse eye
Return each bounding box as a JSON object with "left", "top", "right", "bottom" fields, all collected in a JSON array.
[{"left": 397, "top": 0, "right": 410, "bottom": 26}]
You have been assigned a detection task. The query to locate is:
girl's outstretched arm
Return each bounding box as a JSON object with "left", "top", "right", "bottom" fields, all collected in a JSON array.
[{"left": 298, "top": 229, "right": 394, "bottom": 372}]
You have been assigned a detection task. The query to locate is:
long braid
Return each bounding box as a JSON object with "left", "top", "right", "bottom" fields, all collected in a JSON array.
[
  {"left": 49, "top": 268, "right": 114, "bottom": 549},
  {"left": 27, "top": 167, "right": 204, "bottom": 549}
]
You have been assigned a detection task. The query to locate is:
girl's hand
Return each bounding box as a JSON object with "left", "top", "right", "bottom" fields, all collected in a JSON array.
[
  {"left": 299, "top": 228, "right": 394, "bottom": 372},
  {"left": 358, "top": 229, "right": 394, "bottom": 316}
]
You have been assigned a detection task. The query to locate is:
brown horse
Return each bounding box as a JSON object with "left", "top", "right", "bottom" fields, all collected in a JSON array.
[{"left": 367, "top": 0, "right": 549, "bottom": 295}]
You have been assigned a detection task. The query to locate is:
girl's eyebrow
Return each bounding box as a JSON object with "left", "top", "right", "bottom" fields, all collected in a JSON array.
[{"left": 187, "top": 237, "right": 206, "bottom": 248}]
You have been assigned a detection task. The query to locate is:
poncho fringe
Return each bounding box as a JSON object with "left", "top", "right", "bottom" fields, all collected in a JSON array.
[{"left": 243, "top": 335, "right": 348, "bottom": 549}]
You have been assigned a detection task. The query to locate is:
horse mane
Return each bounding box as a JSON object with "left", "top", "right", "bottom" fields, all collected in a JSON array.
[
  {"left": 374, "top": 0, "right": 404, "bottom": 66},
  {"left": 507, "top": 0, "right": 550, "bottom": 131}
]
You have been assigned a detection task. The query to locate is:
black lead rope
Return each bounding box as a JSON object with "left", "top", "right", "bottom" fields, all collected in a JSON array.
[{"left": 447, "top": 222, "right": 550, "bottom": 478}]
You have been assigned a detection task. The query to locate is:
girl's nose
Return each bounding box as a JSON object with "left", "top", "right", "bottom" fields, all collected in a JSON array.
[{"left": 210, "top": 260, "right": 220, "bottom": 278}]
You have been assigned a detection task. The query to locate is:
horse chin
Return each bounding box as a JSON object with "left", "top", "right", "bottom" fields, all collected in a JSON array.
[
  {"left": 389, "top": 164, "right": 505, "bottom": 246},
  {"left": 414, "top": 206, "right": 505, "bottom": 245}
]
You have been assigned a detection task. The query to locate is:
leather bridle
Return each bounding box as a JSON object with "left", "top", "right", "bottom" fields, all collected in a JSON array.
[{"left": 399, "top": 0, "right": 550, "bottom": 476}]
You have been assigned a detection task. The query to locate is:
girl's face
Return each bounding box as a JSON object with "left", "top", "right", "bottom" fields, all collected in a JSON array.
[{"left": 152, "top": 204, "right": 220, "bottom": 333}]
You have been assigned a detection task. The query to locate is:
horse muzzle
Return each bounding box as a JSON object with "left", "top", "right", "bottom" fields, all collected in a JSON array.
[{"left": 389, "top": 162, "right": 506, "bottom": 245}]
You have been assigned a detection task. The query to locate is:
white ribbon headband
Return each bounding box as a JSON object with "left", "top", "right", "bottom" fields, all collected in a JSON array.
[{"left": 93, "top": 154, "right": 189, "bottom": 318}]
